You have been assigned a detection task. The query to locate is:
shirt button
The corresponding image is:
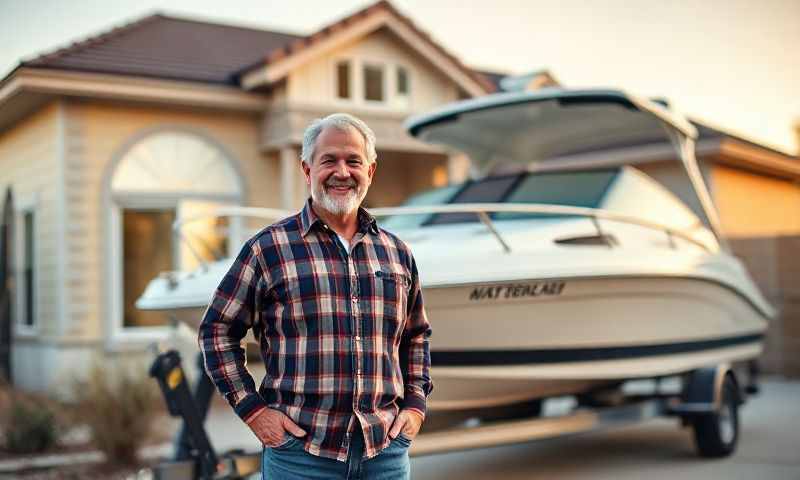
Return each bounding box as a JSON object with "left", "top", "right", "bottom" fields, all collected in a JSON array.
[
  {"left": 354, "top": 335, "right": 360, "bottom": 341},
  {"left": 352, "top": 296, "right": 358, "bottom": 303}
]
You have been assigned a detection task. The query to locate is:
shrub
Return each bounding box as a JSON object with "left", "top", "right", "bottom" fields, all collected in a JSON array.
[
  {"left": 4, "top": 401, "right": 58, "bottom": 454},
  {"left": 73, "top": 362, "right": 161, "bottom": 466}
]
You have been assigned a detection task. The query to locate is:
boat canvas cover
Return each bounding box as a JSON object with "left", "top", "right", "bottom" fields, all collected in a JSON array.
[{"left": 406, "top": 89, "right": 690, "bottom": 176}]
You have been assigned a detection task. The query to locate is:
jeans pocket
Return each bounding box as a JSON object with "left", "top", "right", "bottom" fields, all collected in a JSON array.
[
  {"left": 395, "top": 432, "right": 412, "bottom": 447},
  {"left": 271, "top": 434, "right": 299, "bottom": 450}
]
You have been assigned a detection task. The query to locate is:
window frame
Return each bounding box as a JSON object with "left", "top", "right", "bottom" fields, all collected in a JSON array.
[
  {"left": 362, "top": 61, "right": 388, "bottom": 104},
  {"left": 105, "top": 128, "right": 245, "bottom": 349},
  {"left": 393, "top": 63, "right": 412, "bottom": 110},
  {"left": 396, "top": 65, "right": 410, "bottom": 96},
  {"left": 14, "top": 195, "right": 38, "bottom": 336},
  {"left": 330, "top": 57, "right": 411, "bottom": 110},
  {"left": 108, "top": 193, "right": 242, "bottom": 345},
  {"left": 335, "top": 59, "right": 352, "bottom": 100}
]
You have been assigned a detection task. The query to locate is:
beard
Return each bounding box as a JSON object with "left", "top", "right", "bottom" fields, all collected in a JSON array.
[{"left": 311, "top": 177, "right": 367, "bottom": 216}]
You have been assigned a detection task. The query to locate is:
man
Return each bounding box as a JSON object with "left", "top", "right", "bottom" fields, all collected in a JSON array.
[{"left": 198, "top": 113, "right": 433, "bottom": 479}]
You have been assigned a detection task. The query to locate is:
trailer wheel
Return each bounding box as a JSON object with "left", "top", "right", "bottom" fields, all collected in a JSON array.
[{"left": 692, "top": 374, "right": 739, "bottom": 457}]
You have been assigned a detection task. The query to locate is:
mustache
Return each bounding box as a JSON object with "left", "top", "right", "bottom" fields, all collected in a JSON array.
[{"left": 325, "top": 179, "right": 357, "bottom": 188}]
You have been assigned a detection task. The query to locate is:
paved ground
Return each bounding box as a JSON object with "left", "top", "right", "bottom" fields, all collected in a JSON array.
[
  {"left": 411, "top": 379, "right": 800, "bottom": 480},
  {"left": 199, "top": 377, "right": 799, "bottom": 479}
]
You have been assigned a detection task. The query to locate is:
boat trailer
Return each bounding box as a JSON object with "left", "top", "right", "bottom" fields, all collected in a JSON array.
[{"left": 146, "top": 349, "right": 759, "bottom": 479}]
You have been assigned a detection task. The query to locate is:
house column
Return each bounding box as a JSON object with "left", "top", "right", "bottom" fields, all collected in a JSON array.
[{"left": 280, "top": 147, "right": 306, "bottom": 210}]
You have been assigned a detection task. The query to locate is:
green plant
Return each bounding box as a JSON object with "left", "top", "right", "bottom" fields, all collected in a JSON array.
[
  {"left": 73, "top": 362, "right": 160, "bottom": 466},
  {"left": 4, "top": 401, "right": 58, "bottom": 454}
]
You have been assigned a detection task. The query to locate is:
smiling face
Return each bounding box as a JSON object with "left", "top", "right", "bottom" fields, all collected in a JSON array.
[{"left": 302, "top": 125, "right": 377, "bottom": 217}]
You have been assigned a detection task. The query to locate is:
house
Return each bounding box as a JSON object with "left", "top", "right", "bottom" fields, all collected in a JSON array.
[
  {"left": 0, "top": 0, "right": 797, "bottom": 395},
  {"left": 0, "top": 1, "right": 495, "bottom": 393}
]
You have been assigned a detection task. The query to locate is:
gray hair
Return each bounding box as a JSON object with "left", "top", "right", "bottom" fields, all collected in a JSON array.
[{"left": 300, "top": 113, "right": 377, "bottom": 165}]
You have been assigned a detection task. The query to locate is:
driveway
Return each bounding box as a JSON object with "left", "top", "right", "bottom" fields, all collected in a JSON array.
[
  {"left": 410, "top": 379, "right": 799, "bottom": 479},
  {"left": 201, "top": 378, "right": 799, "bottom": 479}
]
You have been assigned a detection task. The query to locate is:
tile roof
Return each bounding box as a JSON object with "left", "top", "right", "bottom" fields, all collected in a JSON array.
[
  {"left": 237, "top": 1, "right": 495, "bottom": 93},
  {"left": 17, "top": 1, "right": 494, "bottom": 93},
  {"left": 473, "top": 69, "right": 509, "bottom": 92},
  {"left": 21, "top": 14, "right": 303, "bottom": 85}
]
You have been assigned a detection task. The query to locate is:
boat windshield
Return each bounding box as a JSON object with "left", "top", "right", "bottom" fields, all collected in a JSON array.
[
  {"left": 494, "top": 169, "right": 617, "bottom": 221},
  {"left": 379, "top": 184, "right": 461, "bottom": 230},
  {"left": 380, "top": 168, "right": 620, "bottom": 228}
]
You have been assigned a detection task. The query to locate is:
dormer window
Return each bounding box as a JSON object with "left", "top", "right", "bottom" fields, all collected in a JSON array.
[
  {"left": 397, "top": 66, "right": 409, "bottom": 96},
  {"left": 394, "top": 65, "right": 410, "bottom": 108},
  {"left": 336, "top": 60, "right": 351, "bottom": 99},
  {"left": 334, "top": 58, "right": 409, "bottom": 107},
  {"left": 363, "top": 64, "right": 385, "bottom": 102}
]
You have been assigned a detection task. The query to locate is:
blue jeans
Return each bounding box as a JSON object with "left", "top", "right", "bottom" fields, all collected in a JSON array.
[{"left": 262, "top": 428, "right": 411, "bottom": 480}]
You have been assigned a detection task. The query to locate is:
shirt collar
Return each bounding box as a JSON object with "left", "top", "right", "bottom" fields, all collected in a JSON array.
[{"left": 299, "top": 198, "right": 379, "bottom": 237}]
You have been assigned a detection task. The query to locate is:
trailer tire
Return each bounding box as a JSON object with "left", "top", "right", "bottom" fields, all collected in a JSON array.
[{"left": 692, "top": 374, "right": 739, "bottom": 457}]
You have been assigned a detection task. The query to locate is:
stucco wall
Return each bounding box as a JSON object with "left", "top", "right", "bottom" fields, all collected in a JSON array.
[
  {"left": 64, "top": 100, "right": 278, "bottom": 344},
  {"left": 365, "top": 150, "right": 448, "bottom": 207},
  {"left": 287, "top": 29, "right": 459, "bottom": 113},
  {"left": 0, "top": 102, "right": 63, "bottom": 390},
  {"left": 713, "top": 165, "right": 800, "bottom": 237},
  {"left": 0, "top": 103, "right": 61, "bottom": 337}
]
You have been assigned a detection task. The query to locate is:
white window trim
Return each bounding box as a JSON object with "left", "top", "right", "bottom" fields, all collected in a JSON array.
[
  {"left": 361, "top": 60, "right": 389, "bottom": 106},
  {"left": 14, "top": 193, "right": 39, "bottom": 337},
  {"left": 331, "top": 56, "right": 357, "bottom": 108},
  {"left": 330, "top": 57, "right": 412, "bottom": 112},
  {"left": 392, "top": 62, "right": 413, "bottom": 111},
  {"left": 108, "top": 194, "right": 243, "bottom": 347},
  {"left": 108, "top": 199, "right": 173, "bottom": 346},
  {"left": 103, "top": 127, "right": 247, "bottom": 349},
  {"left": 333, "top": 58, "right": 353, "bottom": 102}
]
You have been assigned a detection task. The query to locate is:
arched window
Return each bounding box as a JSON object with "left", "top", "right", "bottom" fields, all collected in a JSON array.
[
  {"left": 111, "top": 132, "right": 241, "bottom": 196},
  {"left": 107, "top": 130, "right": 244, "bottom": 335}
]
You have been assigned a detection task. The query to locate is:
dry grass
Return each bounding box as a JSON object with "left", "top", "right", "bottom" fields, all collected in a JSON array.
[
  {"left": 71, "top": 362, "right": 161, "bottom": 467},
  {"left": 0, "top": 380, "right": 65, "bottom": 455}
]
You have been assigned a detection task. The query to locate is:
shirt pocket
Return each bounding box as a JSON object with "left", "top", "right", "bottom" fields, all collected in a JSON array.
[
  {"left": 266, "top": 277, "right": 309, "bottom": 337},
  {"left": 373, "top": 268, "right": 411, "bottom": 339}
]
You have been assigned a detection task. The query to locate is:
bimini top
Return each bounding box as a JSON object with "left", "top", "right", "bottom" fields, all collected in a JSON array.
[{"left": 405, "top": 88, "right": 698, "bottom": 177}]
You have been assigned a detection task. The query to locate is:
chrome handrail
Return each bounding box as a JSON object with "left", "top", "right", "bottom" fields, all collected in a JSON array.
[
  {"left": 368, "top": 203, "right": 716, "bottom": 253},
  {"left": 172, "top": 206, "right": 291, "bottom": 271},
  {"left": 170, "top": 203, "right": 714, "bottom": 269}
]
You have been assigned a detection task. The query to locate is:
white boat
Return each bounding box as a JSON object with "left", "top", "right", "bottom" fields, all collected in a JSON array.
[{"left": 137, "top": 89, "right": 772, "bottom": 416}]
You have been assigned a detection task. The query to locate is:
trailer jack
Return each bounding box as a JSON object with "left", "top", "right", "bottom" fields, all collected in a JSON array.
[{"left": 148, "top": 349, "right": 260, "bottom": 480}]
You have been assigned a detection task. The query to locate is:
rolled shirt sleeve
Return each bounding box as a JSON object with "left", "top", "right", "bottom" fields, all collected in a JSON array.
[
  {"left": 400, "top": 255, "right": 433, "bottom": 418},
  {"left": 198, "top": 240, "right": 268, "bottom": 422}
]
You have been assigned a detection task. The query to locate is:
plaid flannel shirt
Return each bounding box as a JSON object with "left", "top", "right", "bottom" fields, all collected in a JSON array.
[{"left": 198, "top": 199, "right": 433, "bottom": 461}]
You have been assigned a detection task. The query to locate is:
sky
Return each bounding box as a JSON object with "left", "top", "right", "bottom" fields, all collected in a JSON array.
[{"left": 1, "top": 0, "right": 798, "bottom": 154}]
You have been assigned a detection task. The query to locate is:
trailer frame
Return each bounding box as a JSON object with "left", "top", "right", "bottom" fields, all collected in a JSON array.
[{"left": 147, "top": 349, "right": 758, "bottom": 479}]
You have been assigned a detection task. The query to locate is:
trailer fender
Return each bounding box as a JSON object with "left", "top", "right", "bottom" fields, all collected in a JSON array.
[{"left": 671, "top": 365, "right": 742, "bottom": 416}]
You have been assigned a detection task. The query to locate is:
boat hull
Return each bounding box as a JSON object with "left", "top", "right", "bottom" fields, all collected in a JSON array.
[
  {"left": 161, "top": 274, "right": 766, "bottom": 412},
  {"left": 423, "top": 274, "right": 766, "bottom": 410}
]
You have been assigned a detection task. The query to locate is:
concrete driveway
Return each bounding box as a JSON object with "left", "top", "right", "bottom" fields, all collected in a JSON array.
[
  {"left": 202, "top": 378, "right": 798, "bottom": 479},
  {"left": 410, "top": 379, "right": 799, "bottom": 479}
]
